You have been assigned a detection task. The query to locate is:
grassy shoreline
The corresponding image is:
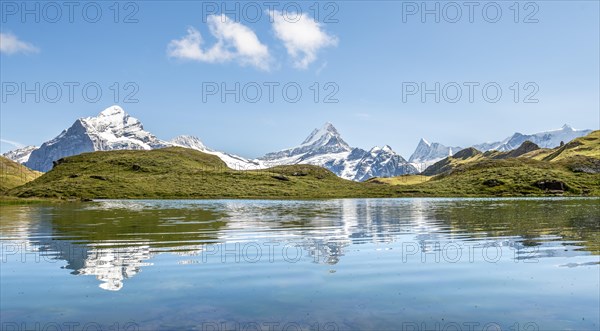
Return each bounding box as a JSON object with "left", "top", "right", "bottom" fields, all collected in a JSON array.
[
  {"left": 3, "top": 193, "right": 599, "bottom": 207},
  {"left": 0, "top": 196, "right": 71, "bottom": 206}
]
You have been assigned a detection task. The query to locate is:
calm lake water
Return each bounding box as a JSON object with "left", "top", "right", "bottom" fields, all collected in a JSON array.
[{"left": 1, "top": 198, "right": 598, "bottom": 331}]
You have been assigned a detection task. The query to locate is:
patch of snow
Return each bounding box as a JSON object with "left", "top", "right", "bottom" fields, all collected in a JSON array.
[{"left": 2, "top": 145, "right": 37, "bottom": 164}]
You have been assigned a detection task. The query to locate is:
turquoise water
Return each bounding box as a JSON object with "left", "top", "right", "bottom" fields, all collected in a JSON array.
[{"left": 1, "top": 198, "right": 598, "bottom": 330}]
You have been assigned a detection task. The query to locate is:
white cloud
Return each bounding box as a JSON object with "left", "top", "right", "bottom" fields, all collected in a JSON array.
[
  {"left": 167, "top": 14, "right": 271, "bottom": 71},
  {"left": 268, "top": 10, "right": 338, "bottom": 69},
  {"left": 0, "top": 33, "right": 39, "bottom": 55}
]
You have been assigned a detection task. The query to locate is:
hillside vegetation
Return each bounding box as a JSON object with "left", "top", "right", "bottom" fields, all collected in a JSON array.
[
  {"left": 367, "top": 175, "right": 431, "bottom": 185},
  {"left": 537, "top": 130, "right": 600, "bottom": 161},
  {"left": 10, "top": 148, "right": 405, "bottom": 199},
  {"left": 7, "top": 130, "right": 600, "bottom": 199},
  {"left": 422, "top": 131, "right": 600, "bottom": 177},
  {"left": 0, "top": 157, "right": 42, "bottom": 193},
  {"left": 379, "top": 130, "right": 600, "bottom": 196},
  {"left": 406, "top": 157, "right": 600, "bottom": 196}
]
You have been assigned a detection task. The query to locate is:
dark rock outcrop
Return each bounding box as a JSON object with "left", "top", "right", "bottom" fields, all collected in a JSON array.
[
  {"left": 533, "top": 180, "right": 568, "bottom": 191},
  {"left": 271, "top": 174, "right": 290, "bottom": 181},
  {"left": 483, "top": 179, "right": 504, "bottom": 187}
]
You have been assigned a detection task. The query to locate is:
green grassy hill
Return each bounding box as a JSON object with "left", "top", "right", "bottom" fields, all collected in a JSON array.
[
  {"left": 540, "top": 130, "right": 600, "bottom": 161},
  {"left": 367, "top": 175, "right": 431, "bottom": 186},
  {"left": 373, "top": 130, "right": 600, "bottom": 196},
  {"left": 10, "top": 147, "right": 402, "bottom": 199},
  {"left": 407, "top": 157, "right": 600, "bottom": 196},
  {"left": 0, "top": 157, "right": 42, "bottom": 193}
]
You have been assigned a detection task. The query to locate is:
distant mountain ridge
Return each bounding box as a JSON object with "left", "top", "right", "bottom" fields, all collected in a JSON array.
[
  {"left": 3, "top": 105, "right": 594, "bottom": 180},
  {"left": 473, "top": 124, "right": 591, "bottom": 151},
  {"left": 421, "top": 130, "right": 600, "bottom": 177},
  {"left": 258, "top": 122, "right": 418, "bottom": 180},
  {"left": 409, "top": 125, "right": 592, "bottom": 167},
  {"left": 2, "top": 106, "right": 417, "bottom": 180}
]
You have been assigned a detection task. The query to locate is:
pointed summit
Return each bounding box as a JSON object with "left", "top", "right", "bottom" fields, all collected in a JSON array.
[
  {"left": 418, "top": 138, "right": 431, "bottom": 147},
  {"left": 301, "top": 122, "right": 343, "bottom": 146},
  {"left": 260, "top": 122, "right": 351, "bottom": 166},
  {"left": 99, "top": 105, "right": 126, "bottom": 117},
  {"left": 408, "top": 138, "right": 463, "bottom": 169},
  {"left": 83, "top": 105, "right": 143, "bottom": 132},
  {"left": 354, "top": 145, "right": 415, "bottom": 181},
  {"left": 561, "top": 124, "right": 573, "bottom": 130},
  {"left": 322, "top": 122, "right": 337, "bottom": 132}
]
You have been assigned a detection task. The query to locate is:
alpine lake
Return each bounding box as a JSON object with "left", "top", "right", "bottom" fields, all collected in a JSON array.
[{"left": 1, "top": 198, "right": 598, "bottom": 331}]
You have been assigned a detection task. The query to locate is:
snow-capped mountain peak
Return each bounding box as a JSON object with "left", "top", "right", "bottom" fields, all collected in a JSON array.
[
  {"left": 369, "top": 145, "right": 393, "bottom": 154},
  {"left": 260, "top": 123, "right": 352, "bottom": 164},
  {"left": 22, "top": 106, "right": 168, "bottom": 172},
  {"left": 82, "top": 105, "right": 144, "bottom": 134},
  {"left": 8, "top": 106, "right": 262, "bottom": 173},
  {"left": 353, "top": 144, "right": 416, "bottom": 181},
  {"left": 2, "top": 145, "right": 37, "bottom": 164},
  {"left": 561, "top": 124, "right": 573, "bottom": 131},
  {"left": 300, "top": 122, "right": 350, "bottom": 150},
  {"left": 409, "top": 139, "right": 462, "bottom": 172},
  {"left": 259, "top": 124, "right": 416, "bottom": 181},
  {"left": 302, "top": 122, "right": 335, "bottom": 143},
  {"left": 99, "top": 105, "right": 125, "bottom": 116},
  {"left": 170, "top": 135, "right": 208, "bottom": 151}
]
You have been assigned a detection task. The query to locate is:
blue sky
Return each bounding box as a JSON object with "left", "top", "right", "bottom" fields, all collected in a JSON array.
[{"left": 1, "top": 1, "right": 599, "bottom": 158}]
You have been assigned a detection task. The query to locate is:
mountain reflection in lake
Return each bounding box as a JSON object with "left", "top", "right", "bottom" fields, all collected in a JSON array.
[{"left": 1, "top": 198, "right": 598, "bottom": 330}]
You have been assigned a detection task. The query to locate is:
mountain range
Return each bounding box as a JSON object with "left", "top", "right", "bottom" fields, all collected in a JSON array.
[
  {"left": 472, "top": 124, "right": 590, "bottom": 151},
  {"left": 3, "top": 105, "right": 593, "bottom": 181},
  {"left": 408, "top": 124, "right": 592, "bottom": 171},
  {"left": 258, "top": 122, "right": 418, "bottom": 181},
  {"left": 4, "top": 106, "right": 416, "bottom": 180}
]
